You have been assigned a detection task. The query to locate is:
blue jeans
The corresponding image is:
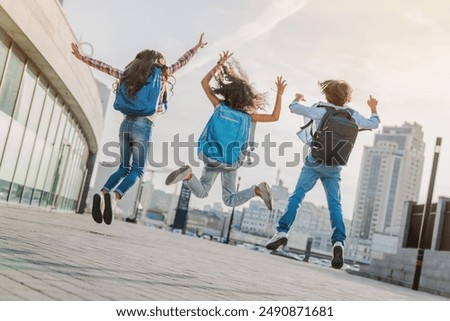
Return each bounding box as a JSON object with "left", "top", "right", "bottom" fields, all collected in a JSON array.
[
  {"left": 186, "top": 166, "right": 256, "bottom": 207},
  {"left": 102, "top": 117, "right": 152, "bottom": 197},
  {"left": 277, "top": 155, "right": 346, "bottom": 244}
]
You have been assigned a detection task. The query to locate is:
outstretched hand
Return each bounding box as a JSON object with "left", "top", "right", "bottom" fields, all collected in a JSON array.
[
  {"left": 71, "top": 42, "right": 84, "bottom": 61},
  {"left": 275, "top": 76, "right": 287, "bottom": 96},
  {"left": 367, "top": 95, "right": 378, "bottom": 113},
  {"left": 217, "top": 51, "right": 233, "bottom": 66},
  {"left": 197, "top": 32, "right": 207, "bottom": 49},
  {"left": 294, "top": 93, "right": 306, "bottom": 102}
]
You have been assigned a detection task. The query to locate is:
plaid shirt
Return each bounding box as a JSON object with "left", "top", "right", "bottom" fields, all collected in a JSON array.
[{"left": 81, "top": 45, "right": 199, "bottom": 113}]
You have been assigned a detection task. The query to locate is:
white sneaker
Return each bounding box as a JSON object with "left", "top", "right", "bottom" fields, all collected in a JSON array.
[
  {"left": 331, "top": 241, "right": 344, "bottom": 269},
  {"left": 265, "top": 231, "right": 288, "bottom": 250},
  {"left": 257, "top": 182, "right": 273, "bottom": 210},
  {"left": 165, "top": 165, "right": 192, "bottom": 185}
]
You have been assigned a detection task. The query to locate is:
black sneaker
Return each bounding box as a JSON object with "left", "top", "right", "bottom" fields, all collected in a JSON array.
[
  {"left": 331, "top": 241, "right": 344, "bottom": 269},
  {"left": 103, "top": 193, "right": 113, "bottom": 225},
  {"left": 92, "top": 194, "right": 103, "bottom": 224}
]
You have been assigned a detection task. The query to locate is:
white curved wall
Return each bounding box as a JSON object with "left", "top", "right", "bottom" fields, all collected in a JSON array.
[{"left": 0, "top": 0, "right": 104, "bottom": 153}]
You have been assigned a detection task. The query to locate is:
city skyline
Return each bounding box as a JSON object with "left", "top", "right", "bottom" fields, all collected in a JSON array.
[{"left": 63, "top": 0, "right": 450, "bottom": 220}]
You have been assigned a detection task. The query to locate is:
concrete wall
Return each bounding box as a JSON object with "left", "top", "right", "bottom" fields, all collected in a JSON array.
[
  {"left": 360, "top": 197, "right": 450, "bottom": 297},
  {"left": 360, "top": 248, "right": 450, "bottom": 297},
  {"left": 0, "top": 0, "right": 103, "bottom": 153}
]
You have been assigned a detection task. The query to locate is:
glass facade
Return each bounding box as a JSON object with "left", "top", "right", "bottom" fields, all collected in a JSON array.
[{"left": 0, "top": 29, "right": 89, "bottom": 211}]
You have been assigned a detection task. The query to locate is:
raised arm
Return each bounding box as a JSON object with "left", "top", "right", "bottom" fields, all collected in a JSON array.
[
  {"left": 167, "top": 32, "right": 207, "bottom": 75},
  {"left": 351, "top": 95, "right": 380, "bottom": 129},
  {"left": 201, "top": 51, "right": 233, "bottom": 108},
  {"left": 367, "top": 95, "right": 378, "bottom": 114},
  {"left": 71, "top": 42, "right": 122, "bottom": 79},
  {"left": 251, "top": 76, "right": 287, "bottom": 122}
]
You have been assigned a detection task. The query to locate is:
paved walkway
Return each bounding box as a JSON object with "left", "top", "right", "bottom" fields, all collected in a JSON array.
[{"left": 0, "top": 204, "right": 447, "bottom": 301}]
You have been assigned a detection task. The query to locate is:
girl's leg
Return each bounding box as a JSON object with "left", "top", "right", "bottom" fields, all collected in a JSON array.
[
  {"left": 186, "top": 166, "right": 220, "bottom": 198},
  {"left": 102, "top": 120, "right": 132, "bottom": 193},
  {"left": 115, "top": 119, "right": 152, "bottom": 197},
  {"left": 220, "top": 169, "right": 256, "bottom": 207}
]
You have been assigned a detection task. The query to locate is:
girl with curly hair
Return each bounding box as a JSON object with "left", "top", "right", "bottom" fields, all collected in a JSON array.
[{"left": 165, "top": 51, "right": 287, "bottom": 210}]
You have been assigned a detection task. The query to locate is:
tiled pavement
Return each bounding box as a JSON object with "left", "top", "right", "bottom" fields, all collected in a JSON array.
[{"left": 0, "top": 204, "right": 447, "bottom": 301}]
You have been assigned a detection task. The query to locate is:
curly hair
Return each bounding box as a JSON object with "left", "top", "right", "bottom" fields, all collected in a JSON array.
[
  {"left": 318, "top": 80, "right": 352, "bottom": 106},
  {"left": 116, "top": 49, "right": 174, "bottom": 99},
  {"left": 211, "top": 59, "right": 267, "bottom": 113}
]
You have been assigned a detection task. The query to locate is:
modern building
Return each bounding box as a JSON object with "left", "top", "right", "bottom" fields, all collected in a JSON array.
[
  {"left": 291, "top": 202, "right": 330, "bottom": 233},
  {"left": 351, "top": 122, "right": 425, "bottom": 242},
  {"left": 361, "top": 197, "right": 450, "bottom": 297},
  {"left": 0, "top": 0, "right": 104, "bottom": 212},
  {"left": 186, "top": 208, "right": 224, "bottom": 237},
  {"left": 240, "top": 199, "right": 270, "bottom": 236}
]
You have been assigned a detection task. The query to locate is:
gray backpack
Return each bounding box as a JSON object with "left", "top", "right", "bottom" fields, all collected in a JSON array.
[{"left": 303, "top": 105, "right": 359, "bottom": 166}]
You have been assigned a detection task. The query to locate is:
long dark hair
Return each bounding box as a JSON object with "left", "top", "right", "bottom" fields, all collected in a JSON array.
[
  {"left": 212, "top": 60, "right": 267, "bottom": 113},
  {"left": 116, "top": 49, "right": 173, "bottom": 99}
]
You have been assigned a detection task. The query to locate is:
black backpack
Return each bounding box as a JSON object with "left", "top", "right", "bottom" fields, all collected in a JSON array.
[{"left": 303, "top": 105, "right": 359, "bottom": 166}]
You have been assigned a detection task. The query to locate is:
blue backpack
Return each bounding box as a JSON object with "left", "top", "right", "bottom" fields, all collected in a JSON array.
[
  {"left": 113, "top": 67, "right": 162, "bottom": 116},
  {"left": 198, "top": 104, "right": 251, "bottom": 167}
]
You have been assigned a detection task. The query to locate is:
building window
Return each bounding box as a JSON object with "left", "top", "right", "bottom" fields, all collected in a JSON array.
[
  {"left": 0, "top": 47, "right": 25, "bottom": 117},
  {"left": 0, "top": 29, "right": 90, "bottom": 211}
]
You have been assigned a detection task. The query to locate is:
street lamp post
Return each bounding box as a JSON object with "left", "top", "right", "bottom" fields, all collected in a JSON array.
[
  {"left": 412, "top": 137, "right": 442, "bottom": 290},
  {"left": 225, "top": 176, "right": 241, "bottom": 244}
]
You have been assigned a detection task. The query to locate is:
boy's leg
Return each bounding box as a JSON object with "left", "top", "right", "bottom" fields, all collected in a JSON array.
[
  {"left": 321, "top": 172, "right": 346, "bottom": 244},
  {"left": 186, "top": 166, "right": 220, "bottom": 198},
  {"left": 277, "top": 164, "right": 320, "bottom": 232},
  {"left": 266, "top": 160, "right": 320, "bottom": 250},
  {"left": 266, "top": 163, "right": 320, "bottom": 250},
  {"left": 321, "top": 168, "right": 346, "bottom": 269},
  {"left": 220, "top": 169, "right": 257, "bottom": 207}
]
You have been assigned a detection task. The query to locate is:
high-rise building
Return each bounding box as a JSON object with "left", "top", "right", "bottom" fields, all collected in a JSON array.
[{"left": 351, "top": 122, "right": 425, "bottom": 240}]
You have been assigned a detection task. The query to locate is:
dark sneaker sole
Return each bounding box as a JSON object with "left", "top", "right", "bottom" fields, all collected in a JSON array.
[
  {"left": 103, "top": 193, "right": 112, "bottom": 225},
  {"left": 92, "top": 194, "right": 102, "bottom": 224},
  {"left": 266, "top": 237, "right": 288, "bottom": 250},
  {"left": 332, "top": 245, "right": 344, "bottom": 269},
  {"left": 165, "top": 166, "right": 190, "bottom": 185}
]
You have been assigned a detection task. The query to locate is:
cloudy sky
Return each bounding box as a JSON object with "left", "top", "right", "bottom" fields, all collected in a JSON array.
[{"left": 63, "top": 0, "right": 450, "bottom": 220}]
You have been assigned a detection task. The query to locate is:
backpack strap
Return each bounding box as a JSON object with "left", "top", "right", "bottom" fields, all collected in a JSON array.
[
  {"left": 243, "top": 121, "right": 257, "bottom": 165},
  {"left": 346, "top": 107, "right": 372, "bottom": 132},
  {"left": 300, "top": 119, "right": 313, "bottom": 130},
  {"left": 299, "top": 103, "right": 326, "bottom": 130}
]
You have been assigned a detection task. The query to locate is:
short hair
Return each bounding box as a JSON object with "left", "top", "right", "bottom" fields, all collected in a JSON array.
[{"left": 318, "top": 80, "right": 352, "bottom": 106}]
